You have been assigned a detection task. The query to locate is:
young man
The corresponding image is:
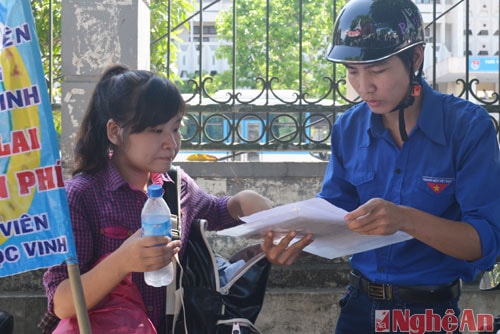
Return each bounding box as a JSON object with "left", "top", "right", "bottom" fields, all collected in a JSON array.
[{"left": 318, "top": 0, "right": 500, "bottom": 332}]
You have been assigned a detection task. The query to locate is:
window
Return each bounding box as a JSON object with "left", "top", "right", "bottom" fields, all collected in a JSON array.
[
  {"left": 193, "top": 25, "right": 217, "bottom": 36},
  {"left": 193, "top": 37, "right": 210, "bottom": 43}
]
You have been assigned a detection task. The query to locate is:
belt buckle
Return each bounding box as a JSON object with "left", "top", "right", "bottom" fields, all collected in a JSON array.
[{"left": 368, "top": 282, "right": 392, "bottom": 300}]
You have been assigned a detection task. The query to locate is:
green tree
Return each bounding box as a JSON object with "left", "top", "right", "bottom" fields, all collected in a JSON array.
[
  {"left": 30, "top": 0, "right": 62, "bottom": 134},
  {"left": 31, "top": 0, "right": 61, "bottom": 104},
  {"left": 211, "top": 0, "right": 346, "bottom": 101},
  {"left": 150, "top": 0, "right": 194, "bottom": 80}
]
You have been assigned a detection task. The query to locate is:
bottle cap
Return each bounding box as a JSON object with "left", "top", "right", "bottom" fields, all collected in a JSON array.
[{"left": 147, "top": 184, "right": 163, "bottom": 197}]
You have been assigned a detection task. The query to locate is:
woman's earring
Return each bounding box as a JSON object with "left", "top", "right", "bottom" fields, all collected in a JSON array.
[{"left": 108, "top": 146, "right": 114, "bottom": 159}]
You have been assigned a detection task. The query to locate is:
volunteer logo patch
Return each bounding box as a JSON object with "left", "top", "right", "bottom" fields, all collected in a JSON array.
[{"left": 422, "top": 176, "right": 454, "bottom": 194}]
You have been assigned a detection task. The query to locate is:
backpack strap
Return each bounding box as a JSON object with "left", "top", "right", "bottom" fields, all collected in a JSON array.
[
  {"left": 163, "top": 166, "right": 183, "bottom": 325},
  {"left": 163, "top": 166, "right": 181, "bottom": 240}
]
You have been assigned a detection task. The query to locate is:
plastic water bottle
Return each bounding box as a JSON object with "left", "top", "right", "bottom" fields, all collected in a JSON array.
[{"left": 141, "top": 184, "right": 174, "bottom": 287}]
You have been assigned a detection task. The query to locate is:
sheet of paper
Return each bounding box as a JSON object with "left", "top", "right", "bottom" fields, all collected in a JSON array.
[{"left": 217, "top": 198, "right": 413, "bottom": 260}]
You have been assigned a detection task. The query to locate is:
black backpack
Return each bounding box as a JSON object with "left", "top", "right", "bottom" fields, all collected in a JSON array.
[
  {"left": 0, "top": 311, "right": 14, "bottom": 334},
  {"left": 163, "top": 167, "right": 271, "bottom": 334}
]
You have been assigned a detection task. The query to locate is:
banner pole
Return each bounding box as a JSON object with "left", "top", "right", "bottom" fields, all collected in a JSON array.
[{"left": 67, "top": 263, "right": 92, "bottom": 333}]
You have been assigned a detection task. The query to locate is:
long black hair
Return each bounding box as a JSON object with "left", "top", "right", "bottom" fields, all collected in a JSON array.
[{"left": 72, "top": 64, "right": 186, "bottom": 175}]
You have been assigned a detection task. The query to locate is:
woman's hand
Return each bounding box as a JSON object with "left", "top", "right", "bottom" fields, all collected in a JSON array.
[
  {"left": 53, "top": 229, "right": 181, "bottom": 319},
  {"left": 261, "top": 230, "right": 313, "bottom": 265},
  {"left": 115, "top": 229, "right": 181, "bottom": 274},
  {"left": 228, "top": 190, "right": 273, "bottom": 220}
]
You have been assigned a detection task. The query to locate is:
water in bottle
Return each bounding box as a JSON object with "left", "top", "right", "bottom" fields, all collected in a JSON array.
[{"left": 141, "top": 184, "right": 174, "bottom": 287}]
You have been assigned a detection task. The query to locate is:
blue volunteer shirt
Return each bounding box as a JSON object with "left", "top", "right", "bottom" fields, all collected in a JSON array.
[{"left": 318, "top": 80, "right": 500, "bottom": 285}]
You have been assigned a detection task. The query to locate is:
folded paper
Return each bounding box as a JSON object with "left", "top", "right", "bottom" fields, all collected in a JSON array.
[{"left": 218, "top": 198, "right": 412, "bottom": 259}]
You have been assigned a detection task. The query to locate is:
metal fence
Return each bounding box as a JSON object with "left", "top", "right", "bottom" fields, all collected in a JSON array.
[
  {"left": 43, "top": 0, "right": 500, "bottom": 155},
  {"left": 155, "top": 0, "right": 499, "bottom": 154}
]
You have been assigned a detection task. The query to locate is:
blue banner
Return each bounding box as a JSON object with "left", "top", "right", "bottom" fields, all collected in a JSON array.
[
  {"left": 0, "top": 0, "right": 77, "bottom": 277},
  {"left": 469, "top": 56, "right": 499, "bottom": 73}
]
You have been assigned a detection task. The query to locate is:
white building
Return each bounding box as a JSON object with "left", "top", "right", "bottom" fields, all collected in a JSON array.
[
  {"left": 419, "top": 0, "right": 499, "bottom": 102},
  {"left": 177, "top": 0, "right": 232, "bottom": 80}
]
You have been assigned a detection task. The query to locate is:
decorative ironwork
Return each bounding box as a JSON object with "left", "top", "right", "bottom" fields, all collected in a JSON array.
[
  {"left": 162, "top": 0, "right": 499, "bottom": 153},
  {"left": 43, "top": 0, "right": 500, "bottom": 154}
]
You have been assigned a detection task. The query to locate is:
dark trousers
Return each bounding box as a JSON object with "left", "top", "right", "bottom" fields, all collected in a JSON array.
[{"left": 335, "top": 285, "right": 461, "bottom": 334}]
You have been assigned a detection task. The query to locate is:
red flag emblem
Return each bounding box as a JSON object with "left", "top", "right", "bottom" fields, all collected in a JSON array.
[{"left": 426, "top": 182, "right": 450, "bottom": 194}]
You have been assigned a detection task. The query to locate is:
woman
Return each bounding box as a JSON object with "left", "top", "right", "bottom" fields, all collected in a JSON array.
[{"left": 40, "top": 64, "right": 312, "bottom": 333}]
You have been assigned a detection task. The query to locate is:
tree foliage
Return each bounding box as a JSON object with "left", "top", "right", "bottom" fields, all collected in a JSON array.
[
  {"left": 31, "top": 0, "right": 346, "bottom": 103},
  {"left": 150, "top": 0, "right": 194, "bottom": 80},
  {"left": 30, "top": 0, "right": 61, "bottom": 104},
  {"left": 211, "top": 0, "right": 347, "bottom": 100},
  {"left": 31, "top": 0, "right": 193, "bottom": 135}
]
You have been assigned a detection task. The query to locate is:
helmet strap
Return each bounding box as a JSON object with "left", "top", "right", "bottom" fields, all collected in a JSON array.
[
  {"left": 411, "top": 64, "right": 423, "bottom": 97},
  {"left": 391, "top": 87, "right": 414, "bottom": 142},
  {"left": 391, "top": 63, "right": 422, "bottom": 142},
  {"left": 397, "top": 105, "right": 409, "bottom": 142}
]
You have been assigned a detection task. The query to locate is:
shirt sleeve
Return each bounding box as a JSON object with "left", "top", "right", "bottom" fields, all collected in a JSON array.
[
  {"left": 455, "top": 114, "right": 500, "bottom": 270},
  {"left": 318, "top": 121, "right": 360, "bottom": 212},
  {"left": 42, "top": 180, "right": 96, "bottom": 315},
  {"left": 42, "top": 262, "right": 68, "bottom": 317},
  {"left": 178, "top": 169, "right": 239, "bottom": 255}
]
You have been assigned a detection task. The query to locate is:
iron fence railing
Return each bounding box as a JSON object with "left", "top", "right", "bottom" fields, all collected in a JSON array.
[
  {"left": 157, "top": 0, "right": 499, "bottom": 152},
  {"left": 180, "top": 104, "right": 351, "bottom": 152},
  {"left": 41, "top": 0, "right": 500, "bottom": 154}
]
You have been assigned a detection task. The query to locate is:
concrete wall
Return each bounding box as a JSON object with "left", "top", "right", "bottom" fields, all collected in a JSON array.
[
  {"left": 59, "top": 0, "right": 150, "bottom": 167},
  {"left": 1, "top": 161, "right": 499, "bottom": 333}
]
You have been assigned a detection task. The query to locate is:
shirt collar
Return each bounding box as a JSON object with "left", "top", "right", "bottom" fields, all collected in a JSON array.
[
  {"left": 416, "top": 80, "right": 447, "bottom": 146},
  {"left": 362, "top": 80, "right": 447, "bottom": 146},
  {"left": 104, "top": 162, "right": 129, "bottom": 192},
  {"left": 103, "top": 162, "right": 174, "bottom": 192},
  {"left": 361, "top": 111, "right": 383, "bottom": 147}
]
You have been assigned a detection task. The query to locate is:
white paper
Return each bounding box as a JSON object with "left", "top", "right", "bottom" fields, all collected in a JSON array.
[{"left": 217, "top": 198, "right": 413, "bottom": 260}]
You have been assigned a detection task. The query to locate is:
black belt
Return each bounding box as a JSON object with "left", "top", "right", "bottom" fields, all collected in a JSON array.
[{"left": 349, "top": 271, "right": 460, "bottom": 304}]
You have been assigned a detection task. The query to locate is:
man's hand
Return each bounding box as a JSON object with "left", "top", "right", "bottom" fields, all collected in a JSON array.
[{"left": 344, "top": 198, "right": 405, "bottom": 235}]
